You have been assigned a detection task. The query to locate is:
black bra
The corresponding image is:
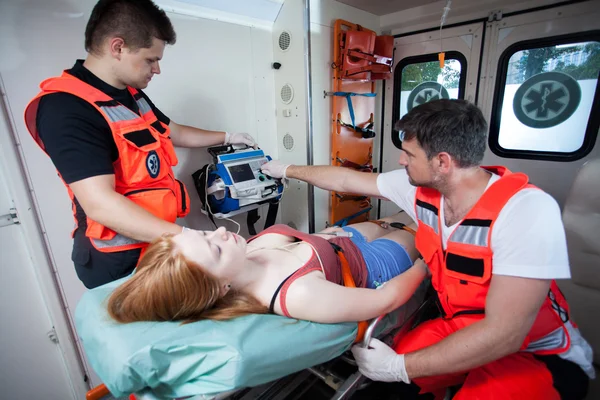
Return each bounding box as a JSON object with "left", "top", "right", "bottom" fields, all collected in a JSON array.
[
  {"left": 268, "top": 272, "right": 296, "bottom": 314},
  {"left": 268, "top": 241, "right": 341, "bottom": 314}
]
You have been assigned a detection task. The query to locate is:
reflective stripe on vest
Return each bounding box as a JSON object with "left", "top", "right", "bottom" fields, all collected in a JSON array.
[
  {"left": 92, "top": 234, "right": 143, "bottom": 250},
  {"left": 449, "top": 219, "right": 492, "bottom": 247},
  {"left": 136, "top": 97, "right": 152, "bottom": 116},
  {"left": 525, "top": 324, "right": 569, "bottom": 353},
  {"left": 416, "top": 199, "right": 439, "bottom": 235},
  {"left": 95, "top": 100, "right": 140, "bottom": 123}
]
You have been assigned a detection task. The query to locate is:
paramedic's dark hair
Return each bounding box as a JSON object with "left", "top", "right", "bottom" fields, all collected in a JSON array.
[
  {"left": 85, "top": 0, "right": 176, "bottom": 55},
  {"left": 394, "top": 99, "right": 488, "bottom": 168}
]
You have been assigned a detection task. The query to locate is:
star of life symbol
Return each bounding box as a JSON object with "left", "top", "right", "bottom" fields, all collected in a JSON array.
[
  {"left": 414, "top": 89, "right": 440, "bottom": 107},
  {"left": 521, "top": 81, "right": 569, "bottom": 121},
  {"left": 512, "top": 72, "right": 581, "bottom": 129},
  {"left": 407, "top": 82, "right": 450, "bottom": 112},
  {"left": 146, "top": 151, "right": 160, "bottom": 178}
]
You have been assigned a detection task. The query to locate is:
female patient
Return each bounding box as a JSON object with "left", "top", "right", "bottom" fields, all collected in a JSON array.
[{"left": 107, "top": 216, "right": 428, "bottom": 324}]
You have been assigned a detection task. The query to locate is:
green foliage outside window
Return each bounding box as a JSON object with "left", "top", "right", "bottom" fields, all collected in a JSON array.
[
  {"left": 401, "top": 60, "right": 461, "bottom": 91},
  {"left": 508, "top": 41, "right": 599, "bottom": 84}
]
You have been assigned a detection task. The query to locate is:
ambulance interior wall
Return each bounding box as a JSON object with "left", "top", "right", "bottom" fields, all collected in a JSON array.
[
  {"left": 0, "top": 0, "right": 277, "bottom": 387},
  {"left": 308, "top": 0, "right": 380, "bottom": 231}
]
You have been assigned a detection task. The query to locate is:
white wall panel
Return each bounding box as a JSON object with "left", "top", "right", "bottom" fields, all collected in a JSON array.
[
  {"left": 156, "top": 0, "right": 282, "bottom": 29},
  {"left": 145, "top": 13, "right": 278, "bottom": 236}
]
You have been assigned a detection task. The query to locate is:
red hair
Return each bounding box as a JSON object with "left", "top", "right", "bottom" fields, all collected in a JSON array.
[{"left": 107, "top": 234, "right": 267, "bottom": 323}]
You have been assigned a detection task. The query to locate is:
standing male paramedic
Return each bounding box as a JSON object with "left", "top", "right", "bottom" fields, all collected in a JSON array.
[
  {"left": 23, "top": 0, "right": 256, "bottom": 289},
  {"left": 261, "top": 99, "right": 594, "bottom": 399}
]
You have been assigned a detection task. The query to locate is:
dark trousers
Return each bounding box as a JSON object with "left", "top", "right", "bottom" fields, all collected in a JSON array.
[{"left": 72, "top": 228, "right": 141, "bottom": 289}]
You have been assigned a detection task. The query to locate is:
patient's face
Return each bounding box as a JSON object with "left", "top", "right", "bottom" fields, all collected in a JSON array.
[{"left": 172, "top": 227, "right": 247, "bottom": 281}]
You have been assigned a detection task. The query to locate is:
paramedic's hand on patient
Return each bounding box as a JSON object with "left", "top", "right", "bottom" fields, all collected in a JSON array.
[
  {"left": 351, "top": 338, "right": 410, "bottom": 383},
  {"left": 261, "top": 160, "right": 291, "bottom": 179},
  {"left": 224, "top": 132, "right": 257, "bottom": 148}
]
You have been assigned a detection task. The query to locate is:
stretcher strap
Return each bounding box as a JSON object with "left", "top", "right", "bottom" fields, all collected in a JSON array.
[
  {"left": 341, "top": 49, "right": 392, "bottom": 77},
  {"left": 336, "top": 193, "right": 368, "bottom": 203},
  {"left": 330, "top": 243, "right": 368, "bottom": 343},
  {"left": 332, "top": 91, "right": 376, "bottom": 128},
  {"left": 333, "top": 206, "right": 372, "bottom": 227},
  {"left": 389, "top": 222, "right": 417, "bottom": 236},
  {"left": 367, "top": 220, "right": 417, "bottom": 236},
  {"left": 338, "top": 119, "right": 376, "bottom": 139},
  {"left": 336, "top": 157, "right": 373, "bottom": 172}
]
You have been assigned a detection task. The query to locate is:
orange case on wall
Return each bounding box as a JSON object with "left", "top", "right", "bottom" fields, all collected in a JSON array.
[{"left": 340, "top": 30, "right": 376, "bottom": 81}]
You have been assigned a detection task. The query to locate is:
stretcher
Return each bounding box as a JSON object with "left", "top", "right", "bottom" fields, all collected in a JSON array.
[{"left": 76, "top": 274, "right": 429, "bottom": 400}]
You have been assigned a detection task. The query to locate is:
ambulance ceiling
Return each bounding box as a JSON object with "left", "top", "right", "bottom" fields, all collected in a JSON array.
[
  {"left": 172, "top": 0, "right": 284, "bottom": 22},
  {"left": 335, "top": 0, "right": 440, "bottom": 16}
]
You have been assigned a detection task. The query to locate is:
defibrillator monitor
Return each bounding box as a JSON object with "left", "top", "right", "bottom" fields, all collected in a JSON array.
[
  {"left": 192, "top": 145, "right": 284, "bottom": 220},
  {"left": 228, "top": 164, "right": 255, "bottom": 183}
]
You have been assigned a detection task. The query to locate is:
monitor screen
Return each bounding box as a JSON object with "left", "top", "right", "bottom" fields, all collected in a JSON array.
[{"left": 228, "top": 163, "right": 255, "bottom": 183}]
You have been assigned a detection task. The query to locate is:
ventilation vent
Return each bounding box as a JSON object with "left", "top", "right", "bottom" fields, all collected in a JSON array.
[
  {"left": 278, "top": 31, "right": 291, "bottom": 51},
  {"left": 283, "top": 133, "right": 294, "bottom": 151},
  {"left": 281, "top": 84, "right": 294, "bottom": 104}
]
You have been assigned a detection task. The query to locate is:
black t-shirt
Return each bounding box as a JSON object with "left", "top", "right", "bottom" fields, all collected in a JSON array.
[{"left": 36, "top": 60, "right": 170, "bottom": 226}]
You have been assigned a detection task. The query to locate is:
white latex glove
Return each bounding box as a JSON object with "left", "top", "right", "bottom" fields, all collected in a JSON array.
[
  {"left": 224, "top": 132, "right": 257, "bottom": 147},
  {"left": 260, "top": 160, "right": 291, "bottom": 179},
  {"left": 351, "top": 338, "right": 410, "bottom": 383}
]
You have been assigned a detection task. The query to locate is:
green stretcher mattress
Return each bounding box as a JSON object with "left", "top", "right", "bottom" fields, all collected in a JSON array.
[{"left": 75, "top": 274, "right": 426, "bottom": 399}]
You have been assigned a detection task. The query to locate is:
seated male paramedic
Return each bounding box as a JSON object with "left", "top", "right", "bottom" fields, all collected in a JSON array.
[
  {"left": 260, "top": 99, "right": 594, "bottom": 399},
  {"left": 23, "top": 0, "right": 256, "bottom": 289},
  {"left": 107, "top": 216, "right": 428, "bottom": 324}
]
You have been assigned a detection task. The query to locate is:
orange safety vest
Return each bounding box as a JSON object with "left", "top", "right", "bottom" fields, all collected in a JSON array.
[
  {"left": 415, "top": 166, "right": 571, "bottom": 355},
  {"left": 24, "top": 72, "right": 190, "bottom": 253}
]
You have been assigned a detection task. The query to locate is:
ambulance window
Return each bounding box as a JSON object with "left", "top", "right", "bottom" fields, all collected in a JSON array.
[
  {"left": 392, "top": 52, "right": 467, "bottom": 149},
  {"left": 489, "top": 34, "right": 600, "bottom": 161}
]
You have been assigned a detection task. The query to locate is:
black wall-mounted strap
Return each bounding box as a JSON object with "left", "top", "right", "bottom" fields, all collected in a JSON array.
[{"left": 247, "top": 200, "right": 280, "bottom": 236}]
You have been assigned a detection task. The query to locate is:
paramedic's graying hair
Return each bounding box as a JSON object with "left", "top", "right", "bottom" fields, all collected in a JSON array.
[
  {"left": 395, "top": 99, "right": 488, "bottom": 168},
  {"left": 85, "top": 0, "right": 176, "bottom": 55},
  {"left": 107, "top": 234, "right": 268, "bottom": 324}
]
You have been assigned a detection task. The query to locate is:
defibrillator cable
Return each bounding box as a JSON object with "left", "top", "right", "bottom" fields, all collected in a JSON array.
[
  {"left": 203, "top": 164, "right": 287, "bottom": 235},
  {"left": 203, "top": 163, "right": 242, "bottom": 235}
]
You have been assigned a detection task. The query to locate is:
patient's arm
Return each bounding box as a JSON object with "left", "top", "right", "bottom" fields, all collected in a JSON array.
[{"left": 283, "top": 260, "right": 428, "bottom": 324}]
